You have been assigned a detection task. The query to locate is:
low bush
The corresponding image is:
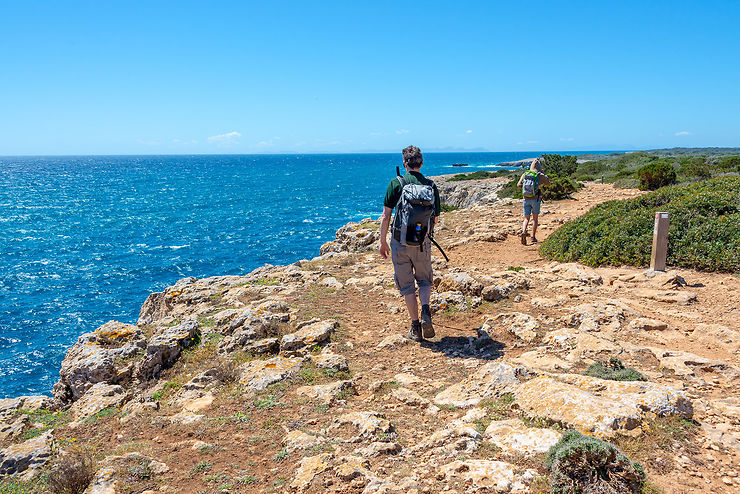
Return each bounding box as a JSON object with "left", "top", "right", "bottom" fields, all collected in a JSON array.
[
  {"left": 539, "top": 177, "right": 740, "bottom": 272},
  {"left": 542, "top": 154, "right": 578, "bottom": 177},
  {"left": 541, "top": 177, "right": 578, "bottom": 200},
  {"left": 546, "top": 430, "right": 645, "bottom": 494},
  {"left": 440, "top": 202, "right": 459, "bottom": 213},
  {"left": 584, "top": 357, "right": 647, "bottom": 381},
  {"left": 497, "top": 175, "right": 523, "bottom": 199},
  {"left": 48, "top": 450, "right": 96, "bottom": 494},
  {"left": 717, "top": 155, "right": 740, "bottom": 170},
  {"left": 447, "top": 170, "right": 495, "bottom": 181},
  {"left": 637, "top": 161, "right": 677, "bottom": 190}
]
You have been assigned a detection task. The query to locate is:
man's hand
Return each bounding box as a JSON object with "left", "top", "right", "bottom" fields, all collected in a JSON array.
[{"left": 379, "top": 241, "right": 390, "bottom": 259}]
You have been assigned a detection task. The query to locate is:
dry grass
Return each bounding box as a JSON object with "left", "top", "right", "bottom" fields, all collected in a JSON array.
[{"left": 47, "top": 449, "right": 96, "bottom": 494}]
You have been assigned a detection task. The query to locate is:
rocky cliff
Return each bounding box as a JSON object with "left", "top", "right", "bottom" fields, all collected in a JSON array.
[{"left": 1, "top": 182, "right": 739, "bottom": 494}]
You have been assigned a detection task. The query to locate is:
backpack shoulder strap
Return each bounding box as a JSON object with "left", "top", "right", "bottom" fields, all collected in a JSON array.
[{"left": 397, "top": 175, "right": 406, "bottom": 188}]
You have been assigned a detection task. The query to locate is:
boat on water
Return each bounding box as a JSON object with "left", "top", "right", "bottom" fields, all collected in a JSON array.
[{"left": 451, "top": 163, "right": 468, "bottom": 167}]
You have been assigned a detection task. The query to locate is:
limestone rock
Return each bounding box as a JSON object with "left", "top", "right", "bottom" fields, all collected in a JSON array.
[
  {"left": 0, "top": 416, "right": 28, "bottom": 444},
  {"left": 70, "top": 383, "right": 126, "bottom": 420},
  {"left": 434, "top": 361, "right": 530, "bottom": 408},
  {"left": 484, "top": 419, "right": 562, "bottom": 455},
  {"left": 354, "top": 441, "right": 401, "bottom": 457},
  {"left": 296, "top": 380, "right": 355, "bottom": 405},
  {"left": 281, "top": 320, "right": 337, "bottom": 351},
  {"left": 436, "top": 178, "right": 504, "bottom": 208},
  {"left": 86, "top": 466, "right": 117, "bottom": 494},
  {"left": 440, "top": 459, "right": 536, "bottom": 493},
  {"left": 137, "top": 320, "right": 200, "bottom": 381},
  {"left": 515, "top": 374, "right": 692, "bottom": 438},
  {"left": 490, "top": 313, "right": 539, "bottom": 342},
  {"left": 437, "top": 273, "right": 483, "bottom": 296},
  {"left": 377, "top": 334, "right": 409, "bottom": 349},
  {"left": 549, "top": 263, "right": 603, "bottom": 285},
  {"left": 290, "top": 453, "right": 332, "bottom": 491},
  {"left": 283, "top": 430, "right": 323, "bottom": 453},
  {"left": 647, "top": 348, "right": 740, "bottom": 380},
  {"left": 310, "top": 352, "right": 349, "bottom": 372},
  {"left": 53, "top": 321, "right": 146, "bottom": 405},
  {"left": 513, "top": 350, "right": 572, "bottom": 373},
  {"left": 319, "top": 219, "right": 379, "bottom": 255},
  {"left": 0, "top": 430, "right": 53, "bottom": 476},
  {"left": 238, "top": 356, "right": 303, "bottom": 390},
  {"left": 430, "top": 290, "right": 468, "bottom": 313},
  {"left": 334, "top": 455, "right": 371, "bottom": 481},
  {"left": 0, "top": 396, "right": 53, "bottom": 421},
  {"left": 414, "top": 420, "right": 482, "bottom": 453},
  {"left": 391, "top": 387, "right": 429, "bottom": 407},
  {"left": 329, "top": 411, "right": 393, "bottom": 439},
  {"left": 633, "top": 289, "right": 697, "bottom": 305}
]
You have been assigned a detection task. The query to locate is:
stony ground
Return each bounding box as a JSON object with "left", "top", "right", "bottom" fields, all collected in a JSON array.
[{"left": 1, "top": 181, "right": 738, "bottom": 493}]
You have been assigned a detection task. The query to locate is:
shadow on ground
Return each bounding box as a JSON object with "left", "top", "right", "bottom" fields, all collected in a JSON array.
[{"left": 422, "top": 328, "right": 505, "bottom": 361}]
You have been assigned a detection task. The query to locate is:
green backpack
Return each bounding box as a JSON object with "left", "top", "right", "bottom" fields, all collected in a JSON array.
[{"left": 521, "top": 170, "right": 540, "bottom": 199}]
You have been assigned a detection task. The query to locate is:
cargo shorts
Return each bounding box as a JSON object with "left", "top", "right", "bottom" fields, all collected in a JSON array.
[
  {"left": 390, "top": 237, "right": 433, "bottom": 296},
  {"left": 523, "top": 198, "right": 541, "bottom": 216}
]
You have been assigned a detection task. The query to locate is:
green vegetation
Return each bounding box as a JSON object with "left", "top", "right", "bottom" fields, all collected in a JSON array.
[
  {"left": 584, "top": 358, "right": 647, "bottom": 382},
  {"left": 637, "top": 161, "right": 677, "bottom": 190},
  {"left": 540, "top": 177, "right": 740, "bottom": 272},
  {"left": 546, "top": 430, "right": 645, "bottom": 494},
  {"left": 0, "top": 476, "right": 48, "bottom": 494},
  {"left": 447, "top": 169, "right": 512, "bottom": 182},
  {"left": 440, "top": 202, "right": 459, "bottom": 212},
  {"left": 498, "top": 154, "right": 580, "bottom": 200},
  {"left": 14, "top": 409, "right": 70, "bottom": 441}
]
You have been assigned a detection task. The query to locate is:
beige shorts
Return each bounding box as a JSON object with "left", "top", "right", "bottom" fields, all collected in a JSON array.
[{"left": 391, "top": 238, "right": 433, "bottom": 296}]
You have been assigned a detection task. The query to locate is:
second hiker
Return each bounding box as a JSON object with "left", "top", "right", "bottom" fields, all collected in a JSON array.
[
  {"left": 517, "top": 157, "right": 550, "bottom": 245},
  {"left": 379, "top": 145, "right": 441, "bottom": 342}
]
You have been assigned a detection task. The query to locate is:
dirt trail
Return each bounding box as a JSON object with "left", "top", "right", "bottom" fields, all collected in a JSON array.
[{"left": 7, "top": 182, "right": 738, "bottom": 494}]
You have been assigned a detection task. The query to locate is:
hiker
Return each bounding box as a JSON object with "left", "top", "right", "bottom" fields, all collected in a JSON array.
[
  {"left": 379, "top": 145, "right": 441, "bottom": 342},
  {"left": 517, "top": 157, "right": 550, "bottom": 245}
]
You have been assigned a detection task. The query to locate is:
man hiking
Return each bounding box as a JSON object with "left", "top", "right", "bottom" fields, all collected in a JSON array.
[
  {"left": 379, "top": 145, "right": 441, "bottom": 342},
  {"left": 517, "top": 157, "right": 550, "bottom": 245}
]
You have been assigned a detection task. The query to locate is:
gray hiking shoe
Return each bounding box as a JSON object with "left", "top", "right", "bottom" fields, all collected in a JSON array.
[
  {"left": 407, "top": 321, "right": 423, "bottom": 342},
  {"left": 420, "top": 304, "right": 434, "bottom": 338}
]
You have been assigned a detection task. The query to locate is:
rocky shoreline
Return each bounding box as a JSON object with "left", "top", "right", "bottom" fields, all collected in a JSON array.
[{"left": 1, "top": 180, "right": 739, "bottom": 493}]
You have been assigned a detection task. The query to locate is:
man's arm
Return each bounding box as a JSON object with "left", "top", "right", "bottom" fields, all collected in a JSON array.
[
  {"left": 539, "top": 173, "right": 550, "bottom": 186},
  {"left": 517, "top": 174, "right": 524, "bottom": 187},
  {"left": 379, "top": 206, "right": 393, "bottom": 259}
]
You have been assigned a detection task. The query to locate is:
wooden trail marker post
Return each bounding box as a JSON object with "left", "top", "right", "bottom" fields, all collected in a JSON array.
[{"left": 650, "top": 212, "right": 670, "bottom": 271}]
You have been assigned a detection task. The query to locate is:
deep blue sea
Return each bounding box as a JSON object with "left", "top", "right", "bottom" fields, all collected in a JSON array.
[{"left": 0, "top": 152, "right": 613, "bottom": 398}]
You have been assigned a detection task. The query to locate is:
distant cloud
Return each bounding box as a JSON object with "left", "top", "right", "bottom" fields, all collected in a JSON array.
[
  {"left": 674, "top": 131, "right": 692, "bottom": 136},
  {"left": 559, "top": 137, "right": 575, "bottom": 142},
  {"left": 207, "top": 131, "right": 242, "bottom": 143},
  {"left": 465, "top": 130, "right": 473, "bottom": 134},
  {"left": 395, "top": 129, "right": 410, "bottom": 135}
]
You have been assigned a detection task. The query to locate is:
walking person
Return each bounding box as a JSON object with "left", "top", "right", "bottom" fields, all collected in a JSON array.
[
  {"left": 379, "top": 146, "right": 441, "bottom": 342},
  {"left": 518, "top": 157, "right": 550, "bottom": 245}
]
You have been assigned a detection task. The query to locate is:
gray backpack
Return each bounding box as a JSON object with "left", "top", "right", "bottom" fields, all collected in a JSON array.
[{"left": 392, "top": 176, "right": 436, "bottom": 248}]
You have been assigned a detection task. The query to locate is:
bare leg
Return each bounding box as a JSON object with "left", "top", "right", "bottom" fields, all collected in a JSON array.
[
  {"left": 404, "top": 293, "right": 419, "bottom": 321},
  {"left": 531, "top": 215, "right": 539, "bottom": 240},
  {"left": 522, "top": 215, "right": 530, "bottom": 235},
  {"left": 418, "top": 285, "right": 431, "bottom": 306}
]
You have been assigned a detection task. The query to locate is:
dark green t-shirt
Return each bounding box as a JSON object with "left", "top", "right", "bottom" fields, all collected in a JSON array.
[{"left": 383, "top": 171, "right": 441, "bottom": 216}]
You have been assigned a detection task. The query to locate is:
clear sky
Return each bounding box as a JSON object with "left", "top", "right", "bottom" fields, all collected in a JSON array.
[{"left": 1, "top": 0, "right": 739, "bottom": 155}]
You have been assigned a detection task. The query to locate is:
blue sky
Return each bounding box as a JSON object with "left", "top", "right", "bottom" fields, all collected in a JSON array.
[{"left": 1, "top": 0, "right": 738, "bottom": 155}]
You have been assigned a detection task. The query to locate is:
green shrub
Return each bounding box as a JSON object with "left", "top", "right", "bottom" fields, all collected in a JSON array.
[
  {"left": 717, "top": 155, "right": 740, "bottom": 170},
  {"left": 539, "top": 177, "right": 740, "bottom": 272},
  {"left": 542, "top": 177, "right": 578, "bottom": 200},
  {"left": 497, "top": 175, "right": 523, "bottom": 199},
  {"left": 678, "top": 158, "right": 711, "bottom": 179},
  {"left": 612, "top": 178, "right": 639, "bottom": 189},
  {"left": 542, "top": 154, "right": 578, "bottom": 178},
  {"left": 447, "top": 170, "right": 495, "bottom": 181},
  {"left": 584, "top": 358, "right": 647, "bottom": 382},
  {"left": 440, "top": 203, "right": 459, "bottom": 212},
  {"left": 637, "top": 162, "right": 677, "bottom": 190},
  {"left": 546, "top": 430, "right": 645, "bottom": 494}
]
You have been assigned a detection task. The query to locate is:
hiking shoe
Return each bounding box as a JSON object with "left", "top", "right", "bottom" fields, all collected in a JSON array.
[
  {"left": 520, "top": 232, "right": 527, "bottom": 245},
  {"left": 421, "top": 304, "right": 435, "bottom": 338},
  {"left": 531, "top": 236, "right": 538, "bottom": 243},
  {"left": 407, "top": 321, "right": 423, "bottom": 342}
]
